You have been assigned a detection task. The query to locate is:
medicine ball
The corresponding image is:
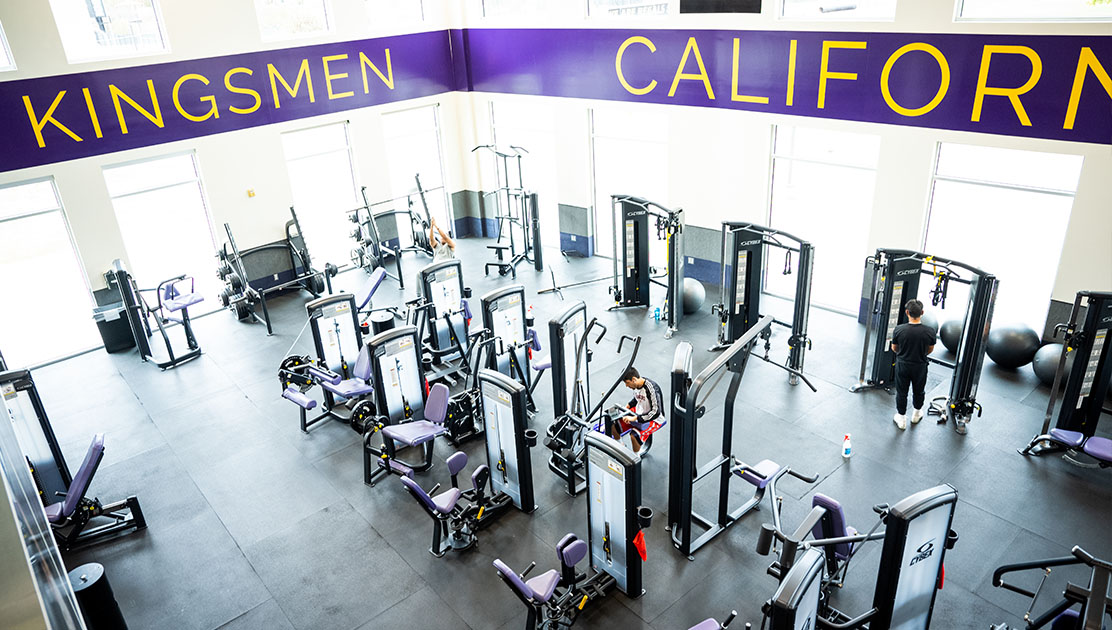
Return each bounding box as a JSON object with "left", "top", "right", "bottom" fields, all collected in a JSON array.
[
  {"left": 986, "top": 324, "right": 1040, "bottom": 369},
  {"left": 682, "top": 278, "right": 706, "bottom": 314},
  {"left": 940, "top": 320, "right": 963, "bottom": 354},
  {"left": 1031, "top": 343, "right": 1073, "bottom": 387}
]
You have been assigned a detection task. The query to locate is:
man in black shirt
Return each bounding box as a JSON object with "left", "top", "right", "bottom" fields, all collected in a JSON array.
[
  {"left": 890, "top": 299, "right": 937, "bottom": 431},
  {"left": 611, "top": 366, "right": 664, "bottom": 453}
]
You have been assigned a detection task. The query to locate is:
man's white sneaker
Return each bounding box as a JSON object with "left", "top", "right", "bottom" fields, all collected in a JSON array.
[
  {"left": 893, "top": 413, "right": 907, "bottom": 430},
  {"left": 911, "top": 409, "right": 924, "bottom": 424}
]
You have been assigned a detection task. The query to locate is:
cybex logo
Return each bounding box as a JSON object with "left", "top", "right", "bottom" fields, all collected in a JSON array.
[
  {"left": 1102, "top": 315, "right": 1112, "bottom": 324},
  {"left": 627, "top": 210, "right": 648, "bottom": 217},
  {"left": 738, "top": 239, "right": 761, "bottom": 247},
  {"left": 897, "top": 268, "right": 919, "bottom": 276},
  {"left": 909, "top": 540, "right": 935, "bottom": 567}
]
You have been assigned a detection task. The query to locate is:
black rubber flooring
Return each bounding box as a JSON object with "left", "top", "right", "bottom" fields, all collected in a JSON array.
[{"left": 32, "top": 237, "right": 1112, "bottom": 630}]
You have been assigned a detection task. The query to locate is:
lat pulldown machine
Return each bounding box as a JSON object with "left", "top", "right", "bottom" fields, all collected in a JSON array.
[
  {"left": 1021, "top": 290, "right": 1112, "bottom": 465},
  {"left": 609, "top": 195, "right": 685, "bottom": 339},
  {"left": 710, "top": 221, "right": 815, "bottom": 386},
  {"left": 472, "top": 144, "right": 543, "bottom": 278},
  {"left": 852, "top": 249, "right": 997, "bottom": 429}
]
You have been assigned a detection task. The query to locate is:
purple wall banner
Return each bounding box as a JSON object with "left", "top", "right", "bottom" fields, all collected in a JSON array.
[
  {"left": 0, "top": 30, "right": 455, "bottom": 173},
  {"left": 462, "top": 28, "right": 1112, "bottom": 145}
]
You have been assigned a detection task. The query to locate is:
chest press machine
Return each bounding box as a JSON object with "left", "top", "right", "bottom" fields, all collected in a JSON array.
[{"left": 852, "top": 249, "right": 998, "bottom": 428}]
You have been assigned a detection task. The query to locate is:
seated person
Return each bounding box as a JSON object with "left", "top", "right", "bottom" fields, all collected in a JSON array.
[
  {"left": 610, "top": 366, "right": 664, "bottom": 453},
  {"left": 430, "top": 216, "right": 456, "bottom": 262}
]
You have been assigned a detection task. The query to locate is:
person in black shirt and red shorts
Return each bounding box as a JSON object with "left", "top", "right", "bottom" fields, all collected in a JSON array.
[
  {"left": 611, "top": 367, "right": 664, "bottom": 454},
  {"left": 890, "top": 299, "right": 938, "bottom": 431}
]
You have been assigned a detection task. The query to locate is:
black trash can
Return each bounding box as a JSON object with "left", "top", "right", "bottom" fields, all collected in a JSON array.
[
  {"left": 369, "top": 310, "right": 395, "bottom": 335},
  {"left": 68, "top": 562, "right": 128, "bottom": 630},
  {"left": 93, "top": 304, "right": 136, "bottom": 353}
]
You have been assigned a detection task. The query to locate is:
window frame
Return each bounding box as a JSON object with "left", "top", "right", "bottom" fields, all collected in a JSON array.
[
  {"left": 0, "top": 19, "right": 15, "bottom": 71},
  {"left": 953, "top": 0, "right": 1112, "bottom": 23},
  {"left": 379, "top": 102, "right": 454, "bottom": 239},
  {"left": 48, "top": 0, "right": 171, "bottom": 65},
  {"left": 778, "top": 0, "right": 898, "bottom": 22},
  {"left": 254, "top": 0, "right": 334, "bottom": 43}
]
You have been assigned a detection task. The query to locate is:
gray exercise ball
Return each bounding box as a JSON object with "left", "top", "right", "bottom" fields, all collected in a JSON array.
[
  {"left": 940, "top": 320, "right": 963, "bottom": 354},
  {"left": 986, "top": 324, "right": 1041, "bottom": 369},
  {"left": 682, "top": 278, "right": 706, "bottom": 314},
  {"left": 1031, "top": 342, "right": 1073, "bottom": 387},
  {"left": 920, "top": 311, "right": 939, "bottom": 333}
]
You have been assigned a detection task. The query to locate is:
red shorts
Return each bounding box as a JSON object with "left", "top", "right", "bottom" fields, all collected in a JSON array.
[{"left": 617, "top": 418, "right": 649, "bottom": 435}]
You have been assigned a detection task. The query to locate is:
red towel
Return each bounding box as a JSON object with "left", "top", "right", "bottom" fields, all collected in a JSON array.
[{"left": 633, "top": 530, "right": 647, "bottom": 562}]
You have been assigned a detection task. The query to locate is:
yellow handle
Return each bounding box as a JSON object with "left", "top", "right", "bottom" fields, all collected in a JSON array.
[
  {"left": 477, "top": 506, "right": 485, "bottom": 520},
  {"left": 578, "top": 595, "right": 589, "bottom": 610}
]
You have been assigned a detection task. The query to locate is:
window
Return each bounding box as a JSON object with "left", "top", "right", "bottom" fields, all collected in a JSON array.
[
  {"left": 957, "top": 0, "right": 1112, "bottom": 21},
  {"left": 780, "top": 0, "right": 897, "bottom": 20},
  {"left": 482, "top": 0, "right": 586, "bottom": 18},
  {"left": 588, "top": 0, "right": 675, "bottom": 16},
  {"left": 47, "top": 0, "right": 167, "bottom": 63},
  {"left": 104, "top": 153, "right": 221, "bottom": 302},
  {"left": 282, "top": 122, "right": 360, "bottom": 268},
  {"left": 490, "top": 101, "right": 561, "bottom": 250},
  {"left": 591, "top": 107, "right": 670, "bottom": 258},
  {"left": 0, "top": 179, "right": 100, "bottom": 367},
  {"left": 768, "top": 126, "right": 881, "bottom": 313},
  {"left": 365, "top": 0, "right": 424, "bottom": 26},
  {"left": 254, "top": 0, "right": 331, "bottom": 41},
  {"left": 381, "top": 106, "right": 453, "bottom": 244},
  {"left": 924, "top": 144, "right": 1084, "bottom": 333},
  {"left": 0, "top": 20, "right": 15, "bottom": 71}
]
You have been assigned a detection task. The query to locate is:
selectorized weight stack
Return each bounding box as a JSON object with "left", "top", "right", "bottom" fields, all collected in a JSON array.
[
  {"left": 479, "top": 369, "right": 537, "bottom": 513},
  {"left": 480, "top": 285, "right": 541, "bottom": 411},
  {"left": 609, "top": 195, "right": 685, "bottom": 339}
]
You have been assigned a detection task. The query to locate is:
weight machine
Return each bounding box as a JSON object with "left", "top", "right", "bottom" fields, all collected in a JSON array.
[
  {"left": 408, "top": 260, "right": 473, "bottom": 385},
  {"left": 710, "top": 222, "right": 815, "bottom": 386},
  {"left": 107, "top": 259, "right": 203, "bottom": 370},
  {"left": 852, "top": 249, "right": 997, "bottom": 429},
  {"left": 668, "top": 316, "right": 816, "bottom": 559},
  {"left": 609, "top": 195, "right": 685, "bottom": 339},
  {"left": 480, "top": 285, "right": 542, "bottom": 412},
  {"left": 1021, "top": 290, "right": 1112, "bottom": 463},
  {"left": 757, "top": 484, "right": 960, "bottom": 630},
  {"left": 216, "top": 206, "right": 335, "bottom": 335},
  {"left": 349, "top": 174, "right": 447, "bottom": 289},
  {"left": 990, "top": 545, "right": 1112, "bottom": 630},
  {"left": 472, "top": 144, "right": 543, "bottom": 278}
]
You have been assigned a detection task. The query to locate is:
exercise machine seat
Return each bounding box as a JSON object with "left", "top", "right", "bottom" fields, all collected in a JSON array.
[
  {"left": 1050, "top": 610, "right": 1079, "bottom": 630},
  {"left": 736, "top": 459, "right": 783, "bottom": 490},
  {"left": 525, "top": 570, "right": 561, "bottom": 604},
  {"left": 382, "top": 383, "right": 450, "bottom": 446},
  {"left": 532, "top": 356, "right": 551, "bottom": 371},
  {"left": 447, "top": 451, "right": 468, "bottom": 478},
  {"left": 811, "top": 493, "right": 856, "bottom": 561},
  {"left": 1083, "top": 436, "right": 1112, "bottom": 463},
  {"left": 322, "top": 344, "right": 374, "bottom": 398},
  {"left": 162, "top": 280, "right": 204, "bottom": 312},
  {"left": 557, "top": 536, "right": 588, "bottom": 569},
  {"left": 1048, "top": 428, "right": 1086, "bottom": 449},
  {"left": 46, "top": 434, "right": 105, "bottom": 524},
  {"left": 400, "top": 476, "right": 460, "bottom": 516},
  {"left": 282, "top": 386, "right": 317, "bottom": 410},
  {"left": 688, "top": 620, "right": 721, "bottom": 630},
  {"left": 358, "top": 267, "right": 388, "bottom": 311},
  {"left": 527, "top": 329, "right": 542, "bottom": 351}
]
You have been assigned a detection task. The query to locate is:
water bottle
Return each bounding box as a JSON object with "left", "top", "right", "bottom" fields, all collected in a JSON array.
[
  {"left": 842, "top": 434, "right": 852, "bottom": 459},
  {"left": 653, "top": 307, "right": 661, "bottom": 321}
]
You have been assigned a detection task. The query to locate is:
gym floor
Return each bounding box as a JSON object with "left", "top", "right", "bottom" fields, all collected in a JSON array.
[{"left": 41, "top": 237, "right": 1112, "bottom": 630}]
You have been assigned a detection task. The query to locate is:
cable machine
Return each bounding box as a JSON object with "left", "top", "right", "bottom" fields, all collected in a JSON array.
[
  {"left": 609, "top": 195, "right": 685, "bottom": 339},
  {"left": 349, "top": 174, "right": 448, "bottom": 289},
  {"left": 472, "top": 144, "right": 542, "bottom": 278},
  {"left": 852, "top": 249, "right": 997, "bottom": 429},
  {"left": 711, "top": 221, "right": 815, "bottom": 385}
]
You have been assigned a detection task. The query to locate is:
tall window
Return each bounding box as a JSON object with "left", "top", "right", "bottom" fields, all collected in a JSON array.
[
  {"left": 104, "top": 153, "right": 220, "bottom": 301},
  {"left": 254, "top": 0, "right": 331, "bottom": 41},
  {"left": 0, "top": 20, "right": 15, "bottom": 71},
  {"left": 588, "top": 0, "right": 674, "bottom": 16},
  {"left": 957, "top": 0, "right": 1111, "bottom": 21},
  {"left": 381, "top": 106, "right": 453, "bottom": 243},
  {"left": 781, "top": 0, "right": 897, "bottom": 20},
  {"left": 282, "top": 122, "right": 359, "bottom": 268},
  {"left": 925, "top": 144, "right": 1084, "bottom": 333},
  {"left": 483, "top": 0, "right": 585, "bottom": 18},
  {"left": 490, "top": 101, "right": 560, "bottom": 250},
  {"left": 768, "top": 126, "right": 881, "bottom": 313},
  {"left": 365, "top": 0, "right": 424, "bottom": 26},
  {"left": 591, "top": 107, "right": 670, "bottom": 259},
  {"left": 0, "top": 179, "right": 100, "bottom": 367},
  {"left": 48, "top": 0, "right": 168, "bottom": 63}
]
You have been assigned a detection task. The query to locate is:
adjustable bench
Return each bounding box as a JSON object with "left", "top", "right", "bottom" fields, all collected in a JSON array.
[{"left": 1021, "top": 428, "right": 1112, "bottom": 468}]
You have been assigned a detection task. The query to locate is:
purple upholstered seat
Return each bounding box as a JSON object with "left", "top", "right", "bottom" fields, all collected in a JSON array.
[
  {"left": 736, "top": 459, "right": 783, "bottom": 489},
  {"left": 688, "top": 620, "right": 721, "bottom": 630},
  {"left": 400, "top": 476, "right": 460, "bottom": 515},
  {"left": 447, "top": 452, "right": 468, "bottom": 477},
  {"left": 1050, "top": 609, "right": 1079, "bottom": 630},
  {"left": 322, "top": 344, "right": 374, "bottom": 398},
  {"left": 1048, "top": 428, "right": 1086, "bottom": 448},
  {"left": 358, "top": 268, "right": 388, "bottom": 311},
  {"left": 382, "top": 383, "right": 450, "bottom": 446},
  {"left": 432, "top": 487, "right": 463, "bottom": 514},
  {"left": 282, "top": 386, "right": 317, "bottom": 410},
  {"left": 525, "top": 570, "right": 561, "bottom": 603},
  {"left": 462, "top": 299, "right": 472, "bottom": 320},
  {"left": 47, "top": 434, "right": 105, "bottom": 524},
  {"left": 557, "top": 537, "right": 588, "bottom": 569},
  {"left": 527, "top": 329, "right": 542, "bottom": 352},
  {"left": 494, "top": 559, "right": 534, "bottom": 599},
  {"left": 532, "top": 356, "right": 551, "bottom": 371},
  {"left": 162, "top": 279, "right": 203, "bottom": 312},
  {"left": 1083, "top": 436, "right": 1112, "bottom": 463},
  {"left": 811, "top": 493, "right": 856, "bottom": 561}
]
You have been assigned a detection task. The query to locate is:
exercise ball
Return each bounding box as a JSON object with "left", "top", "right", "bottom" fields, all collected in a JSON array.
[
  {"left": 1031, "top": 343, "right": 1073, "bottom": 387},
  {"left": 682, "top": 278, "right": 706, "bottom": 314},
  {"left": 986, "top": 324, "right": 1040, "bottom": 369},
  {"left": 940, "top": 320, "right": 963, "bottom": 354},
  {"left": 920, "top": 312, "right": 939, "bottom": 335}
]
